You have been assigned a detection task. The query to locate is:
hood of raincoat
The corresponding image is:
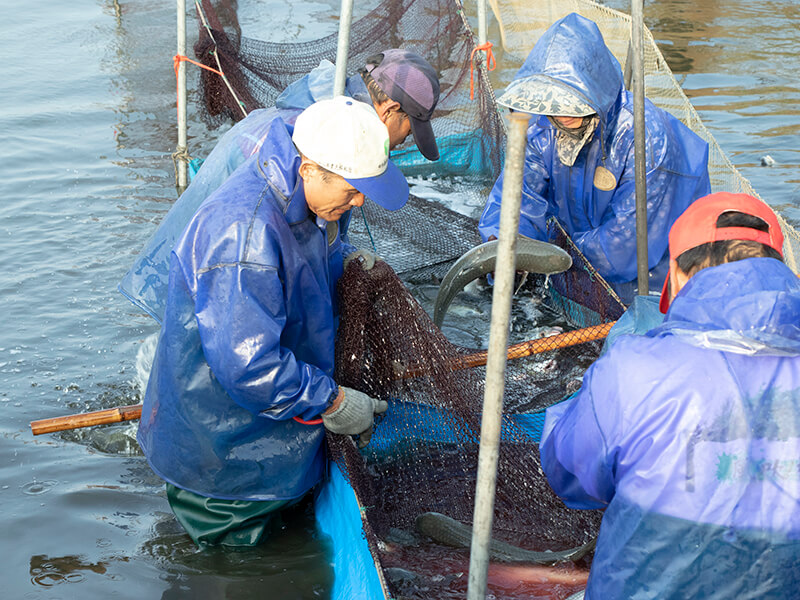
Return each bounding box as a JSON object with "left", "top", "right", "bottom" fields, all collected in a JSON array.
[
  {"left": 275, "top": 59, "right": 371, "bottom": 110},
  {"left": 499, "top": 12, "right": 624, "bottom": 134},
  {"left": 651, "top": 257, "right": 800, "bottom": 355}
]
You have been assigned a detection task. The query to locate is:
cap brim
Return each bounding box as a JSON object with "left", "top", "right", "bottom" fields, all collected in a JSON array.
[
  {"left": 408, "top": 116, "right": 439, "bottom": 161},
  {"left": 497, "top": 76, "right": 595, "bottom": 116},
  {"left": 346, "top": 159, "right": 409, "bottom": 211},
  {"left": 659, "top": 273, "right": 670, "bottom": 313}
]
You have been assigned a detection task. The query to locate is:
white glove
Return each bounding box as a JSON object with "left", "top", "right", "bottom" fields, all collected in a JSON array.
[{"left": 322, "top": 386, "right": 388, "bottom": 448}]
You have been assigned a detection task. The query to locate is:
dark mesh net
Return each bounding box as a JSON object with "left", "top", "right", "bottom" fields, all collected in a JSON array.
[
  {"left": 194, "top": 0, "right": 505, "bottom": 279},
  {"left": 189, "top": 2, "right": 627, "bottom": 597},
  {"left": 331, "top": 259, "right": 610, "bottom": 598},
  {"left": 546, "top": 218, "right": 628, "bottom": 327}
]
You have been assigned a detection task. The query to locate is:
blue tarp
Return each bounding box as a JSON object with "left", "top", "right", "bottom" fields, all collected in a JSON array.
[{"left": 315, "top": 462, "right": 387, "bottom": 600}]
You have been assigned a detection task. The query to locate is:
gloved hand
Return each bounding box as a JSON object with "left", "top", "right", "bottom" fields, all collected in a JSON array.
[
  {"left": 322, "top": 386, "right": 388, "bottom": 448},
  {"left": 343, "top": 249, "right": 381, "bottom": 271}
]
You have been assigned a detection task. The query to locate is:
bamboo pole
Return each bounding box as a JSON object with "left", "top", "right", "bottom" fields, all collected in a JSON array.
[
  {"left": 31, "top": 404, "right": 143, "bottom": 436},
  {"left": 29, "top": 320, "right": 615, "bottom": 436},
  {"left": 467, "top": 111, "right": 530, "bottom": 600},
  {"left": 399, "top": 321, "right": 615, "bottom": 379}
]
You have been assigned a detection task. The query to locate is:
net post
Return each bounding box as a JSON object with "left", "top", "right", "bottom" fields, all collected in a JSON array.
[
  {"left": 176, "top": 0, "right": 188, "bottom": 193},
  {"left": 632, "top": 0, "right": 649, "bottom": 294},
  {"left": 477, "top": 0, "right": 488, "bottom": 47},
  {"left": 467, "top": 111, "right": 529, "bottom": 600},
  {"left": 333, "top": 0, "right": 354, "bottom": 97}
]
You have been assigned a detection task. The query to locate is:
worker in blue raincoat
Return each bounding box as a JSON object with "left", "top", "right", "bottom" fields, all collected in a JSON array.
[
  {"left": 540, "top": 192, "right": 800, "bottom": 599},
  {"left": 479, "top": 13, "right": 711, "bottom": 302},
  {"left": 137, "top": 97, "right": 408, "bottom": 548},
  {"left": 119, "top": 49, "right": 440, "bottom": 323}
]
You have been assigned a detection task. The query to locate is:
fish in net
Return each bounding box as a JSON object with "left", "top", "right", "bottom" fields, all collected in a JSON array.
[{"left": 330, "top": 257, "right": 613, "bottom": 599}]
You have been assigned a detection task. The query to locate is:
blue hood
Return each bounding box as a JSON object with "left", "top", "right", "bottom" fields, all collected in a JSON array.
[
  {"left": 652, "top": 258, "right": 800, "bottom": 355},
  {"left": 506, "top": 12, "right": 624, "bottom": 131}
]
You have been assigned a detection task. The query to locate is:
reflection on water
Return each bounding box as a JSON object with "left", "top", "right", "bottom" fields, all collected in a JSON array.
[
  {"left": 140, "top": 498, "right": 333, "bottom": 600},
  {"left": 602, "top": 0, "right": 800, "bottom": 214},
  {"left": 29, "top": 553, "right": 114, "bottom": 587}
]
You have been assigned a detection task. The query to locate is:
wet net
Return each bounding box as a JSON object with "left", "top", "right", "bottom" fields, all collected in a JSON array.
[
  {"left": 331, "top": 257, "right": 610, "bottom": 599},
  {"left": 183, "top": 0, "right": 800, "bottom": 597},
  {"left": 485, "top": 0, "right": 800, "bottom": 273}
]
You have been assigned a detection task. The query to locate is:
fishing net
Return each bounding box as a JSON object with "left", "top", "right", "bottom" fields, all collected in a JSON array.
[
  {"left": 330, "top": 254, "right": 614, "bottom": 599},
  {"left": 183, "top": 0, "right": 800, "bottom": 597},
  {"left": 485, "top": 0, "right": 800, "bottom": 273}
]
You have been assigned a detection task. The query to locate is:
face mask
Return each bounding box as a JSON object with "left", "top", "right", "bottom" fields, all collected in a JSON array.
[{"left": 547, "top": 115, "right": 599, "bottom": 167}]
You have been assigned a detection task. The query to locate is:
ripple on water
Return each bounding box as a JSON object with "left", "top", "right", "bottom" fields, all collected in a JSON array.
[{"left": 21, "top": 480, "right": 58, "bottom": 495}]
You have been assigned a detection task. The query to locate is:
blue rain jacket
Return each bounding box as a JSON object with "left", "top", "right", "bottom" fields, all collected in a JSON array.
[
  {"left": 540, "top": 258, "right": 800, "bottom": 599},
  {"left": 119, "top": 60, "right": 365, "bottom": 323},
  {"left": 479, "top": 13, "right": 711, "bottom": 298},
  {"left": 137, "top": 117, "right": 347, "bottom": 501}
]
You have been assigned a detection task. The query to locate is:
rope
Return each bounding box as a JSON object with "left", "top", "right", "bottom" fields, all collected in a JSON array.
[
  {"left": 171, "top": 146, "right": 192, "bottom": 184},
  {"left": 469, "top": 41, "right": 496, "bottom": 100},
  {"left": 358, "top": 206, "right": 378, "bottom": 253},
  {"left": 192, "top": 0, "right": 249, "bottom": 119}
]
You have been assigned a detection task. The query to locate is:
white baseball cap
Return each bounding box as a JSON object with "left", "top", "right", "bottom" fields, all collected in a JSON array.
[{"left": 292, "top": 96, "right": 409, "bottom": 211}]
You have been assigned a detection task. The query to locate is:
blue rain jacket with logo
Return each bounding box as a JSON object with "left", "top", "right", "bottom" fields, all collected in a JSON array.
[
  {"left": 478, "top": 13, "right": 711, "bottom": 297},
  {"left": 540, "top": 257, "right": 800, "bottom": 599},
  {"left": 119, "top": 60, "right": 364, "bottom": 323},
  {"left": 137, "top": 116, "right": 346, "bottom": 501}
]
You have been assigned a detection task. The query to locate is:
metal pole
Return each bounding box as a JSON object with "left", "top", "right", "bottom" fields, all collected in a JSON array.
[
  {"left": 466, "top": 112, "right": 529, "bottom": 600},
  {"left": 333, "top": 0, "right": 354, "bottom": 97},
  {"left": 176, "top": 0, "right": 188, "bottom": 191},
  {"left": 631, "top": 0, "right": 648, "bottom": 294},
  {"left": 477, "top": 0, "right": 487, "bottom": 46}
]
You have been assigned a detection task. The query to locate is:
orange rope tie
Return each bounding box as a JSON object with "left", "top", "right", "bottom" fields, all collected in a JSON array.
[
  {"left": 172, "top": 54, "right": 225, "bottom": 116},
  {"left": 470, "top": 42, "right": 497, "bottom": 100}
]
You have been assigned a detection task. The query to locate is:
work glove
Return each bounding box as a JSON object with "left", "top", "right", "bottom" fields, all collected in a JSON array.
[
  {"left": 322, "top": 386, "right": 388, "bottom": 448},
  {"left": 344, "top": 249, "right": 381, "bottom": 271}
]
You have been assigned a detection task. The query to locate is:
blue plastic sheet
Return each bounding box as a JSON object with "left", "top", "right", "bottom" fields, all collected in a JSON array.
[{"left": 315, "top": 462, "right": 387, "bottom": 600}]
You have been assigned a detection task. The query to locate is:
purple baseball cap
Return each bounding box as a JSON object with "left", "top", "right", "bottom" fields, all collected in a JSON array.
[{"left": 365, "top": 49, "right": 441, "bottom": 161}]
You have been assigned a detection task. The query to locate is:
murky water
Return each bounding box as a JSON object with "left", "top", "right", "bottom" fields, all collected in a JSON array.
[{"left": 1, "top": 0, "right": 797, "bottom": 598}]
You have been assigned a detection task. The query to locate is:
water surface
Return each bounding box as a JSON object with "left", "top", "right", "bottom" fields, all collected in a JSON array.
[{"left": 0, "top": 0, "right": 797, "bottom": 598}]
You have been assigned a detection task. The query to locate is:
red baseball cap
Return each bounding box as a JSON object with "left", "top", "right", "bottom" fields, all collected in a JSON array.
[{"left": 659, "top": 192, "right": 784, "bottom": 313}]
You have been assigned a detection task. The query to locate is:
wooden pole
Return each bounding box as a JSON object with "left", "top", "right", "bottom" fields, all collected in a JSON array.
[
  {"left": 399, "top": 321, "right": 615, "bottom": 379},
  {"left": 30, "top": 321, "right": 615, "bottom": 436},
  {"left": 31, "top": 404, "right": 143, "bottom": 436}
]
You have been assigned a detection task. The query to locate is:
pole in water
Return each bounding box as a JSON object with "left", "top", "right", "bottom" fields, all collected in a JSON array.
[
  {"left": 176, "top": 0, "right": 188, "bottom": 192},
  {"left": 333, "top": 0, "right": 354, "bottom": 97},
  {"left": 466, "top": 111, "right": 531, "bottom": 600},
  {"left": 632, "top": 0, "right": 649, "bottom": 294}
]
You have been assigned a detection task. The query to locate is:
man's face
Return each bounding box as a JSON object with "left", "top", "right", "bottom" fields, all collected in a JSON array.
[
  {"left": 385, "top": 108, "right": 412, "bottom": 149},
  {"left": 551, "top": 115, "right": 585, "bottom": 129},
  {"left": 301, "top": 162, "right": 365, "bottom": 222}
]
